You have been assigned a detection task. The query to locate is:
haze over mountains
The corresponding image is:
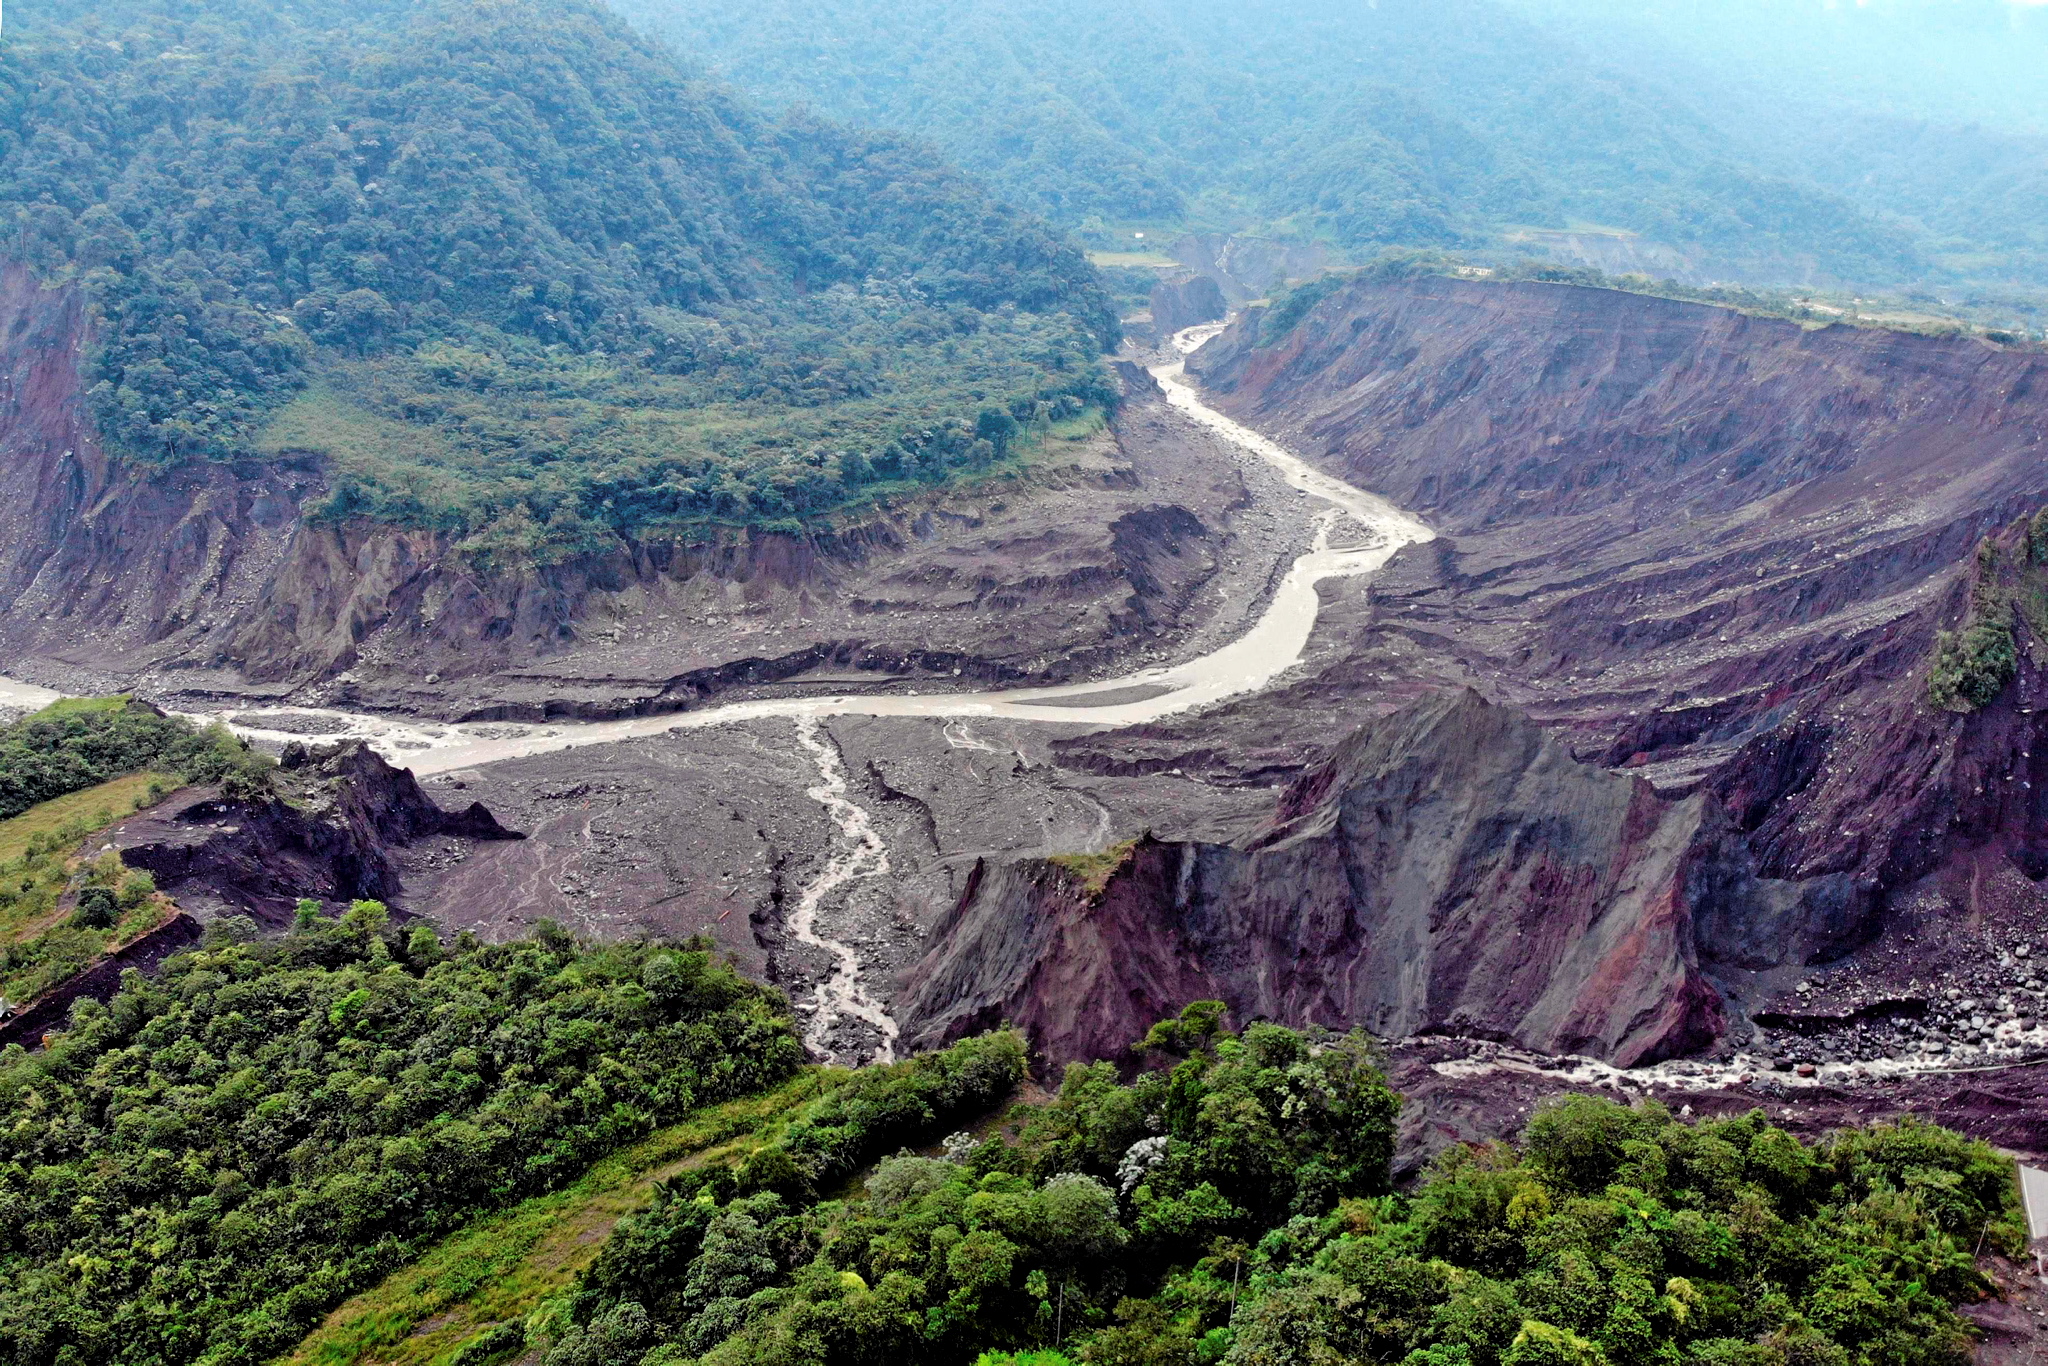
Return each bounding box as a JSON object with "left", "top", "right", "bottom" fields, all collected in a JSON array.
[{"left": 624, "top": 0, "right": 2048, "bottom": 299}]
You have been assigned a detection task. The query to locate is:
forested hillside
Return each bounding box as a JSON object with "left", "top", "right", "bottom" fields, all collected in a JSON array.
[
  {"left": 619, "top": 0, "right": 2048, "bottom": 298},
  {"left": 0, "top": 918, "right": 803, "bottom": 1366},
  {"left": 617, "top": 0, "right": 1922, "bottom": 284},
  {"left": 0, "top": 0, "right": 1116, "bottom": 553},
  {"left": 0, "top": 924, "right": 2023, "bottom": 1366},
  {"left": 514, "top": 1007, "right": 2020, "bottom": 1366}
]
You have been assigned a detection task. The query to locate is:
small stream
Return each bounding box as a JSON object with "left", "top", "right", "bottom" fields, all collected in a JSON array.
[{"left": 787, "top": 715, "right": 899, "bottom": 1064}]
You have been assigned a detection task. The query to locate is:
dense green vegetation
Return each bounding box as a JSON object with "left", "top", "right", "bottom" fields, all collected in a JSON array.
[
  {"left": 0, "top": 956, "right": 2023, "bottom": 1366},
  {"left": 621, "top": 0, "right": 1931, "bottom": 288},
  {"left": 0, "top": 915, "right": 803, "bottom": 1366},
  {"left": 489, "top": 1004, "right": 2020, "bottom": 1366},
  {"left": 1, "top": 0, "right": 1116, "bottom": 552},
  {"left": 1928, "top": 618, "right": 2018, "bottom": 714},
  {"left": 0, "top": 811, "right": 164, "bottom": 1008},
  {"left": 0, "top": 698, "right": 263, "bottom": 820},
  {"left": 276, "top": 1074, "right": 838, "bottom": 1366},
  {"left": 1929, "top": 513, "right": 2048, "bottom": 712}
]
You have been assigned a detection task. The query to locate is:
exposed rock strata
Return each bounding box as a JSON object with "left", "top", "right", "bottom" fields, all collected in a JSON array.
[
  {"left": 1132, "top": 278, "right": 2048, "bottom": 972},
  {"left": 110, "top": 743, "right": 521, "bottom": 924},
  {"left": 901, "top": 690, "right": 1799, "bottom": 1067},
  {"left": 924, "top": 276, "right": 2048, "bottom": 1071}
]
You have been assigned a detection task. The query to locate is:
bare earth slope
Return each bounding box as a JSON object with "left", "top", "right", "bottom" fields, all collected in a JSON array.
[
  {"left": 1129, "top": 276, "right": 2048, "bottom": 1049},
  {"left": 0, "top": 268, "right": 1303, "bottom": 719},
  {"left": 902, "top": 689, "right": 1769, "bottom": 1066}
]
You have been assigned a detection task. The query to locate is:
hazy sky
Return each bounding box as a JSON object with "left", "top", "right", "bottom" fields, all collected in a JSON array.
[{"left": 1512, "top": 0, "right": 2048, "bottom": 133}]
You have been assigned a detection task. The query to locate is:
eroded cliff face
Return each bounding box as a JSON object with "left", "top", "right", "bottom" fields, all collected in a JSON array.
[
  {"left": 1147, "top": 273, "right": 1228, "bottom": 339},
  {"left": 110, "top": 742, "right": 522, "bottom": 924},
  {"left": 1172, "top": 278, "right": 2048, "bottom": 953},
  {"left": 0, "top": 267, "right": 1284, "bottom": 714},
  {"left": 0, "top": 269, "right": 316, "bottom": 682},
  {"left": 901, "top": 690, "right": 1791, "bottom": 1067},
  {"left": 1191, "top": 277, "right": 2047, "bottom": 532},
  {"left": 913, "top": 279, "right": 2048, "bottom": 1069}
]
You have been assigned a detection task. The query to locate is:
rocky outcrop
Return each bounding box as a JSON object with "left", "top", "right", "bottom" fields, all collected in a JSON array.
[
  {"left": 1148, "top": 273, "right": 1227, "bottom": 339},
  {"left": 110, "top": 742, "right": 521, "bottom": 924},
  {"left": 902, "top": 690, "right": 1798, "bottom": 1067}
]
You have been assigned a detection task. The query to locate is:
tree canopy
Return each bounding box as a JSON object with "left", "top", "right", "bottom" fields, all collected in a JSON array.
[
  {"left": 520, "top": 1004, "right": 2021, "bottom": 1366},
  {"left": 0, "top": 916, "right": 803, "bottom": 1366},
  {"left": 0, "top": 0, "right": 1118, "bottom": 552},
  {"left": 0, "top": 697, "right": 264, "bottom": 820}
]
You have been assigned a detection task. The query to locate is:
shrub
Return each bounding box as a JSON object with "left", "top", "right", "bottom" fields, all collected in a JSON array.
[{"left": 69, "top": 886, "right": 117, "bottom": 930}]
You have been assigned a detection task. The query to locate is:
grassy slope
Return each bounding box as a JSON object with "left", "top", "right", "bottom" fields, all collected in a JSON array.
[
  {"left": 0, "top": 772, "right": 184, "bottom": 1004},
  {"left": 1045, "top": 838, "right": 1139, "bottom": 898},
  {"left": 276, "top": 1072, "right": 839, "bottom": 1366},
  {"left": 0, "top": 772, "right": 170, "bottom": 867}
]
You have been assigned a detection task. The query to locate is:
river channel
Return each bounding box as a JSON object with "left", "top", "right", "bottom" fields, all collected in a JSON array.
[{"left": 1, "top": 325, "right": 1434, "bottom": 773}]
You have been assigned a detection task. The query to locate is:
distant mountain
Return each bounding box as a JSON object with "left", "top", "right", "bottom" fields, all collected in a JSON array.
[
  {"left": 1510, "top": 0, "right": 2048, "bottom": 136},
  {"left": 617, "top": 0, "right": 2043, "bottom": 295},
  {"left": 0, "top": 0, "right": 1116, "bottom": 548},
  {"left": 1507, "top": 0, "right": 2048, "bottom": 304}
]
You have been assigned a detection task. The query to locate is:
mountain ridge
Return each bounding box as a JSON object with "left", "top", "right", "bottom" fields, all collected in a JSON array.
[{"left": 1, "top": 0, "right": 1115, "bottom": 540}]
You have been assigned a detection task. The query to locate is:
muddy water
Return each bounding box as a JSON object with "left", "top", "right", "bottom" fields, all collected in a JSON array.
[
  {"left": 60, "top": 325, "right": 1430, "bottom": 773},
  {"left": 0, "top": 678, "right": 63, "bottom": 711},
  {"left": 788, "top": 715, "right": 900, "bottom": 1064}
]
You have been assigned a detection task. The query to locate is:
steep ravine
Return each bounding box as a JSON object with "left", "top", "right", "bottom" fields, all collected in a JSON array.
[
  {"left": 0, "top": 319, "right": 1441, "bottom": 1068},
  {"left": 16, "top": 329, "right": 1428, "bottom": 771},
  {"left": 1165, "top": 275, "right": 2048, "bottom": 1067}
]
